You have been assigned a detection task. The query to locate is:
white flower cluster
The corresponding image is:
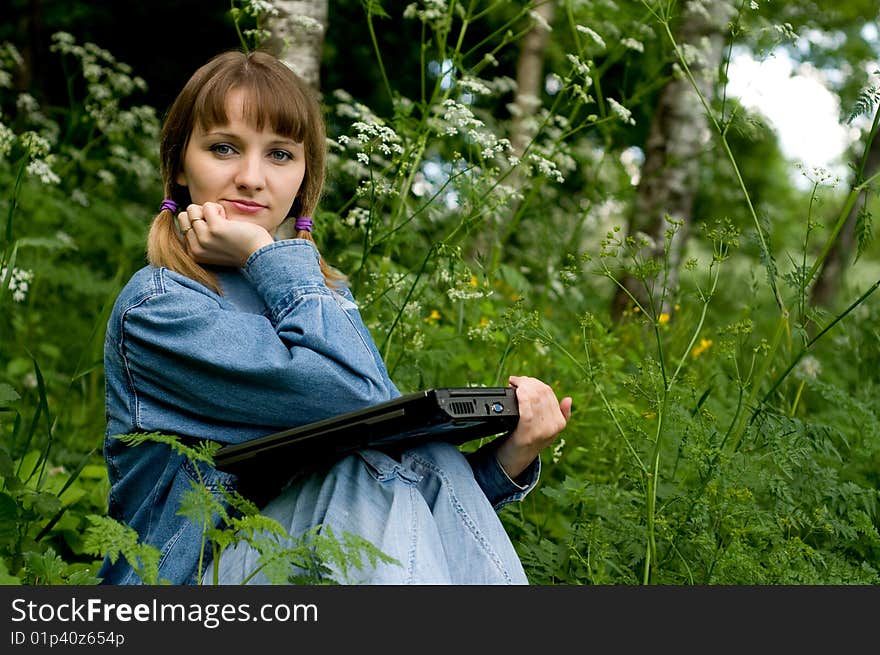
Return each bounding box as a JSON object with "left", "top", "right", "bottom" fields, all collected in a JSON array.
[
  {"left": 241, "top": 0, "right": 280, "bottom": 18},
  {"left": 2, "top": 267, "right": 34, "bottom": 303},
  {"left": 551, "top": 437, "right": 566, "bottom": 464},
  {"left": 795, "top": 163, "right": 841, "bottom": 188},
  {"left": 438, "top": 100, "right": 511, "bottom": 160},
  {"left": 796, "top": 355, "right": 822, "bottom": 380},
  {"left": 457, "top": 76, "right": 493, "bottom": 97},
  {"left": 447, "top": 285, "right": 492, "bottom": 302},
  {"left": 347, "top": 119, "right": 405, "bottom": 163},
  {"left": 526, "top": 152, "right": 566, "bottom": 184},
  {"left": 0, "top": 122, "right": 14, "bottom": 157},
  {"left": 607, "top": 97, "right": 636, "bottom": 125},
  {"left": 342, "top": 207, "right": 370, "bottom": 229},
  {"left": 289, "top": 14, "right": 323, "bottom": 32},
  {"left": 357, "top": 177, "right": 399, "bottom": 199},
  {"left": 26, "top": 158, "right": 60, "bottom": 185},
  {"left": 529, "top": 10, "right": 552, "bottom": 32},
  {"left": 0, "top": 42, "right": 23, "bottom": 89},
  {"left": 620, "top": 38, "right": 644, "bottom": 53},
  {"left": 565, "top": 53, "right": 592, "bottom": 78},
  {"left": 403, "top": 0, "right": 448, "bottom": 22},
  {"left": 19, "top": 131, "right": 51, "bottom": 158},
  {"left": 466, "top": 319, "right": 495, "bottom": 342},
  {"left": 576, "top": 25, "right": 606, "bottom": 50}
]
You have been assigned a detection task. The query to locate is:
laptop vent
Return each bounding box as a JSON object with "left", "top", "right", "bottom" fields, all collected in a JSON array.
[{"left": 448, "top": 400, "right": 476, "bottom": 416}]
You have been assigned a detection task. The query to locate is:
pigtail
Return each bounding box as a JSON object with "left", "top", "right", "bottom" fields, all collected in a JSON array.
[{"left": 147, "top": 207, "right": 221, "bottom": 294}]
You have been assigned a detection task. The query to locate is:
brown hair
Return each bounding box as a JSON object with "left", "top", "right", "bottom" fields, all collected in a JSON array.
[{"left": 147, "top": 49, "right": 343, "bottom": 293}]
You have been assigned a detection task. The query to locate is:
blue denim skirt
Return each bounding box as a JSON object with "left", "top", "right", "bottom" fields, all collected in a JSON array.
[{"left": 207, "top": 441, "right": 529, "bottom": 584}]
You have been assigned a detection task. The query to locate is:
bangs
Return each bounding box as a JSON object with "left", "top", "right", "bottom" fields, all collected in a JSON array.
[{"left": 193, "top": 66, "right": 311, "bottom": 142}]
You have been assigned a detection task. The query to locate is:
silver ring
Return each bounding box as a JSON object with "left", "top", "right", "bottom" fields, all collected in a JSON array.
[
  {"left": 182, "top": 226, "right": 192, "bottom": 235},
  {"left": 191, "top": 217, "right": 206, "bottom": 224}
]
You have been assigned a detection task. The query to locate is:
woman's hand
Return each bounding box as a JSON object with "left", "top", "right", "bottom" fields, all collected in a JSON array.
[
  {"left": 493, "top": 375, "right": 573, "bottom": 480},
  {"left": 179, "top": 202, "right": 275, "bottom": 267}
]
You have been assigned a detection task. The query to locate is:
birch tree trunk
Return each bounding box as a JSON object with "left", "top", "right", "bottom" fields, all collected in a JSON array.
[
  {"left": 263, "top": 0, "right": 328, "bottom": 92},
  {"left": 479, "top": 2, "right": 555, "bottom": 265},
  {"left": 264, "top": 0, "right": 328, "bottom": 240},
  {"left": 510, "top": 1, "right": 556, "bottom": 160},
  {"left": 611, "top": 0, "right": 734, "bottom": 319}
]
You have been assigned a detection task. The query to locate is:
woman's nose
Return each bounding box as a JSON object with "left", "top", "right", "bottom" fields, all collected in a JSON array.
[{"left": 234, "top": 153, "right": 265, "bottom": 190}]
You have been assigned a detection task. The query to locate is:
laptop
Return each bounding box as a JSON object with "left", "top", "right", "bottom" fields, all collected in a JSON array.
[{"left": 213, "top": 387, "right": 519, "bottom": 482}]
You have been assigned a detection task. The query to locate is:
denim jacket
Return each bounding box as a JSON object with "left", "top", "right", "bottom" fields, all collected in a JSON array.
[{"left": 99, "top": 239, "right": 538, "bottom": 585}]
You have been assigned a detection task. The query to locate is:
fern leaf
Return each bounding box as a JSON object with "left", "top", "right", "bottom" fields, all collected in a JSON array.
[
  {"left": 854, "top": 205, "right": 873, "bottom": 264},
  {"left": 847, "top": 71, "right": 880, "bottom": 124},
  {"left": 82, "top": 514, "right": 163, "bottom": 584}
]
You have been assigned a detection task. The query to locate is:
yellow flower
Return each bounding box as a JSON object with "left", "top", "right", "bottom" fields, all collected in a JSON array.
[
  {"left": 479, "top": 316, "right": 489, "bottom": 327},
  {"left": 424, "top": 309, "right": 441, "bottom": 324},
  {"left": 691, "top": 338, "right": 713, "bottom": 358},
  {"left": 658, "top": 313, "right": 670, "bottom": 325},
  {"left": 469, "top": 275, "right": 478, "bottom": 287}
]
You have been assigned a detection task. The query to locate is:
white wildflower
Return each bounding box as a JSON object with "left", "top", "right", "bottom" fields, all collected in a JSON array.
[
  {"left": 26, "top": 158, "right": 60, "bottom": 184},
  {"left": 55, "top": 230, "right": 77, "bottom": 248},
  {"left": 0, "top": 122, "right": 14, "bottom": 157},
  {"left": 566, "top": 54, "right": 591, "bottom": 77},
  {"left": 621, "top": 38, "right": 644, "bottom": 53},
  {"left": 457, "top": 76, "right": 492, "bottom": 97},
  {"left": 16, "top": 93, "right": 39, "bottom": 114},
  {"left": 551, "top": 437, "right": 565, "bottom": 464},
  {"left": 440, "top": 99, "right": 482, "bottom": 135},
  {"left": 404, "top": 0, "right": 447, "bottom": 22},
  {"left": 2, "top": 266, "right": 34, "bottom": 302},
  {"left": 576, "top": 25, "right": 606, "bottom": 49},
  {"left": 19, "top": 131, "right": 51, "bottom": 158},
  {"left": 466, "top": 319, "right": 494, "bottom": 342},
  {"left": 796, "top": 355, "right": 821, "bottom": 380},
  {"left": 529, "top": 10, "right": 552, "bottom": 32},
  {"left": 607, "top": 97, "right": 636, "bottom": 125},
  {"left": 343, "top": 206, "right": 370, "bottom": 229},
  {"left": 527, "top": 153, "right": 565, "bottom": 184},
  {"left": 290, "top": 14, "right": 323, "bottom": 32}
]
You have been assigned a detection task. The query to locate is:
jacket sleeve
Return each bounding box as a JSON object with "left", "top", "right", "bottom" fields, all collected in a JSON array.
[
  {"left": 466, "top": 442, "right": 541, "bottom": 510},
  {"left": 116, "top": 240, "right": 397, "bottom": 442}
]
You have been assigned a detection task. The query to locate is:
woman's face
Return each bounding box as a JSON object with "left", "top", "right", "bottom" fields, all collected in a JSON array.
[{"left": 176, "top": 88, "right": 306, "bottom": 235}]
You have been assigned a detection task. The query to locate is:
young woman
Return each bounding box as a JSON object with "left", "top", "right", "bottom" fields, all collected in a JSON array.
[{"left": 99, "top": 49, "right": 572, "bottom": 585}]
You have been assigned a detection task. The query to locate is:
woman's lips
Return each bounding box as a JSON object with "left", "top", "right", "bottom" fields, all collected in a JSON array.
[{"left": 224, "top": 199, "right": 266, "bottom": 215}]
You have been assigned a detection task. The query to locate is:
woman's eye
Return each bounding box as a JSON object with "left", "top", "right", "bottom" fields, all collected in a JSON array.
[
  {"left": 271, "top": 150, "right": 293, "bottom": 162},
  {"left": 211, "top": 143, "right": 235, "bottom": 156}
]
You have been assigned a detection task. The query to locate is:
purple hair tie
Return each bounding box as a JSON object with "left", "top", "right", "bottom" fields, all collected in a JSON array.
[
  {"left": 294, "top": 217, "right": 313, "bottom": 232},
  {"left": 159, "top": 199, "right": 178, "bottom": 213}
]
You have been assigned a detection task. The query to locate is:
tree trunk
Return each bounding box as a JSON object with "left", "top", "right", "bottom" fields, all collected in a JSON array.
[
  {"left": 263, "top": 0, "right": 328, "bottom": 92},
  {"left": 510, "top": 1, "right": 555, "bottom": 160},
  {"left": 479, "top": 1, "right": 555, "bottom": 266},
  {"left": 264, "top": 0, "right": 328, "bottom": 240},
  {"left": 810, "top": 134, "right": 880, "bottom": 307},
  {"left": 611, "top": 0, "right": 734, "bottom": 320}
]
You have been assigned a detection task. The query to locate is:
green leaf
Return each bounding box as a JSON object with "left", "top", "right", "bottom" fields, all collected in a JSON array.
[
  {"left": 0, "top": 383, "right": 19, "bottom": 407},
  {"left": 0, "top": 492, "right": 19, "bottom": 548}
]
